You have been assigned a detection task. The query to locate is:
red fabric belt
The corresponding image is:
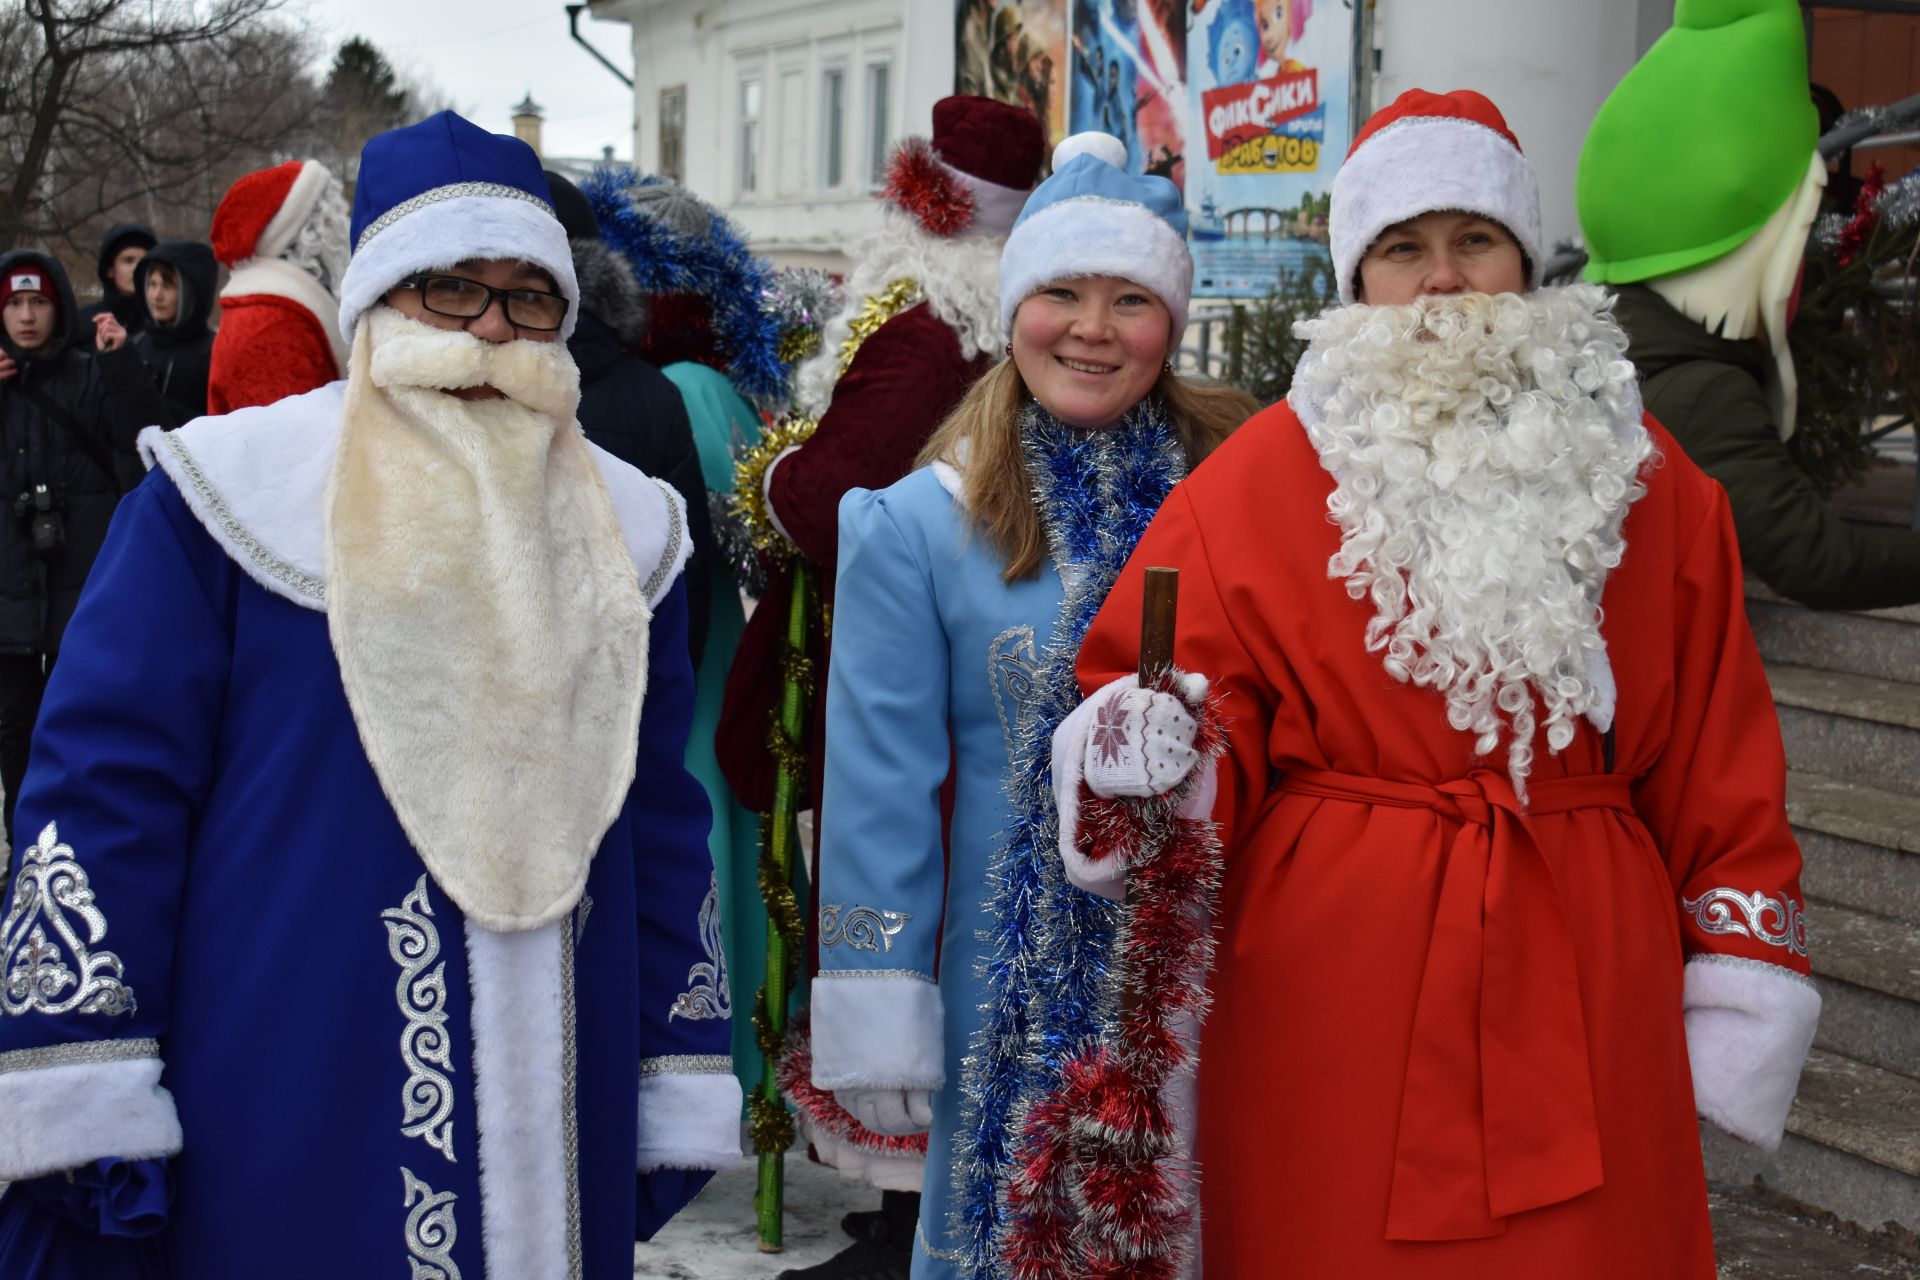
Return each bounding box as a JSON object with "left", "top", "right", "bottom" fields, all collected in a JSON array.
[{"left": 1278, "top": 767, "right": 1633, "bottom": 1240}]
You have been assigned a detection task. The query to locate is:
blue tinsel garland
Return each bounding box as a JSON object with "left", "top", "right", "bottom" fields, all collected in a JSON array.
[
  {"left": 949, "top": 399, "right": 1188, "bottom": 1278},
  {"left": 580, "top": 166, "right": 792, "bottom": 407}
]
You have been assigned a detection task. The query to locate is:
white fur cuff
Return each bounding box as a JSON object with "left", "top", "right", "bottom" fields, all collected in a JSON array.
[
  {"left": 636, "top": 1067, "right": 745, "bottom": 1172},
  {"left": 0, "top": 1052, "right": 182, "bottom": 1180},
  {"left": 809, "top": 972, "right": 944, "bottom": 1091},
  {"left": 1683, "top": 954, "right": 1821, "bottom": 1150}
]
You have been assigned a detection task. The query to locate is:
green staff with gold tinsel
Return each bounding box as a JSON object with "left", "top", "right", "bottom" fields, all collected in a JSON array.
[{"left": 730, "top": 414, "right": 819, "bottom": 1252}]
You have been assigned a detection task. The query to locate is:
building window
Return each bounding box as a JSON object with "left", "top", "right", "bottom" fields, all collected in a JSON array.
[
  {"left": 659, "top": 86, "right": 686, "bottom": 184},
  {"left": 821, "top": 67, "right": 846, "bottom": 190},
  {"left": 739, "top": 77, "right": 762, "bottom": 196},
  {"left": 865, "top": 60, "right": 891, "bottom": 189}
]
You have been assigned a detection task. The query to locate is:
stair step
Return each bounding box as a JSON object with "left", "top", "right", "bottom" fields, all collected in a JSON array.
[
  {"left": 1788, "top": 772, "right": 1920, "bottom": 925},
  {"left": 1748, "top": 579, "right": 1920, "bottom": 686},
  {"left": 1809, "top": 900, "right": 1920, "bottom": 1077},
  {"left": 1706, "top": 1050, "right": 1920, "bottom": 1236},
  {"left": 1709, "top": 1183, "right": 1920, "bottom": 1278},
  {"left": 1769, "top": 665, "right": 1920, "bottom": 798}
]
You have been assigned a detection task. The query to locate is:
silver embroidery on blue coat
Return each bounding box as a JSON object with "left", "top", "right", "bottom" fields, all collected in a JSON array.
[
  {"left": 1681, "top": 887, "right": 1810, "bottom": 957},
  {"left": 401, "top": 1167, "right": 462, "bottom": 1279},
  {"left": 1, "top": 823, "right": 137, "bottom": 1017},
  {"left": 819, "top": 902, "right": 910, "bottom": 953},
  {"left": 575, "top": 892, "right": 594, "bottom": 944},
  {"left": 989, "top": 625, "right": 1039, "bottom": 760},
  {"left": 670, "top": 873, "right": 732, "bottom": 1022},
  {"left": 384, "top": 876, "right": 456, "bottom": 1162}
]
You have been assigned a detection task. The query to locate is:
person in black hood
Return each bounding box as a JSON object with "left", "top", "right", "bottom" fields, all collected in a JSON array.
[
  {"left": 131, "top": 239, "right": 220, "bottom": 426},
  {"left": 76, "top": 220, "right": 157, "bottom": 341},
  {"left": 546, "top": 170, "right": 715, "bottom": 664},
  {"left": 0, "top": 248, "right": 167, "bottom": 839}
]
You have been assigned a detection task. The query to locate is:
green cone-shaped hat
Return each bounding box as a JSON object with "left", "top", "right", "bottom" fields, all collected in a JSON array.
[{"left": 1577, "top": 0, "right": 1817, "bottom": 284}]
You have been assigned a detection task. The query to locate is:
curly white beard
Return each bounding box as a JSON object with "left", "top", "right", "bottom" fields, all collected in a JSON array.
[
  {"left": 1288, "top": 285, "right": 1656, "bottom": 797},
  {"left": 792, "top": 207, "right": 1007, "bottom": 417},
  {"left": 280, "top": 173, "right": 351, "bottom": 298}
]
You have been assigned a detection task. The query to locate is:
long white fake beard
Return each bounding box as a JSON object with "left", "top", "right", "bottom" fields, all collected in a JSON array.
[
  {"left": 327, "top": 307, "right": 646, "bottom": 931},
  {"left": 1289, "top": 285, "right": 1655, "bottom": 797}
]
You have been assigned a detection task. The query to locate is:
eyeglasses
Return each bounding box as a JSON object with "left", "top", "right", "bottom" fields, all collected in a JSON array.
[{"left": 394, "top": 274, "right": 570, "bottom": 332}]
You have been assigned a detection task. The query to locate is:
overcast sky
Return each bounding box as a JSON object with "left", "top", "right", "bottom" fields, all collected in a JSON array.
[{"left": 294, "top": 0, "right": 640, "bottom": 163}]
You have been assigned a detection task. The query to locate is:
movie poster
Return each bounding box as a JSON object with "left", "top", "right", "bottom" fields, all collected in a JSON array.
[
  {"left": 956, "top": 0, "right": 1069, "bottom": 148},
  {"left": 1186, "top": 0, "right": 1354, "bottom": 296},
  {"left": 1067, "top": 0, "right": 1187, "bottom": 190}
]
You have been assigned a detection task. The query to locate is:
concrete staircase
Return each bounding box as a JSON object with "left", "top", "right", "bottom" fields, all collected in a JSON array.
[{"left": 1702, "top": 582, "right": 1920, "bottom": 1275}]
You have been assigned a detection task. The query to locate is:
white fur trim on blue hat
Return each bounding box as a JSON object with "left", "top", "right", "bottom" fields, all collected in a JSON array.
[
  {"left": 337, "top": 191, "right": 581, "bottom": 341},
  {"left": 1329, "top": 116, "right": 1543, "bottom": 305},
  {"left": 999, "top": 133, "right": 1193, "bottom": 337}
]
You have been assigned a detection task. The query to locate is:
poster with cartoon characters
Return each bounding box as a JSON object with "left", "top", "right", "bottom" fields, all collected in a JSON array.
[
  {"left": 1186, "top": 0, "right": 1355, "bottom": 296},
  {"left": 956, "top": 0, "right": 1070, "bottom": 147},
  {"left": 1067, "top": 0, "right": 1187, "bottom": 190}
]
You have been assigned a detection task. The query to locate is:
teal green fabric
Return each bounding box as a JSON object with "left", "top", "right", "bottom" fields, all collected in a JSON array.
[
  {"left": 1577, "top": 0, "right": 1817, "bottom": 284},
  {"left": 661, "top": 360, "right": 798, "bottom": 1107}
]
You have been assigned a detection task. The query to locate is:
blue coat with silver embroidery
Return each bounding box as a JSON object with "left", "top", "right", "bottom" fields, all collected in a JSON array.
[
  {"left": 812, "top": 466, "right": 1066, "bottom": 1276},
  {"left": 0, "top": 469, "right": 737, "bottom": 1277}
]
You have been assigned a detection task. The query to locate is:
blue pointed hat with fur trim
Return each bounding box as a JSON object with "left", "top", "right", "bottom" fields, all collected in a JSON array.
[
  {"left": 338, "top": 110, "right": 580, "bottom": 340},
  {"left": 998, "top": 133, "right": 1192, "bottom": 336}
]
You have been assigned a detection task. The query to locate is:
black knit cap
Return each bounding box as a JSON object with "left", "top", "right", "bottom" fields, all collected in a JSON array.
[{"left": 543, "top": 170, "right": 602, "bottom": 244}]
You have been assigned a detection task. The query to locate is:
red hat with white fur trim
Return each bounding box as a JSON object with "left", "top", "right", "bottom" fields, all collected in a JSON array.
[
  {"left": 1329, "top": 88, "right": 1543, "bottom": 305},
  {"left": 882, "top": 95, "right": 1045, "bottom": 239},
  {"left": 211, "top": 159, "right": 335, "bottom": 267}
]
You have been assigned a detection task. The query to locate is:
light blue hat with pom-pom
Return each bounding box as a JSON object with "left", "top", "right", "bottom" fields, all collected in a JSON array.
[{"left": 998, "top": 132, "right": 1192, "bottom": 337}]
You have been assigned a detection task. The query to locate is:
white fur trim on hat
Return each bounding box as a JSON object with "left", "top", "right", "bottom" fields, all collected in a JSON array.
[
  {"left": 1330, "top": 116, "right": 1543, "bottom": 305},
  {"left": 338, "top": 192, "right": 581, "bottom": 341},
  {"left": 945, "top": 159, "right": 1030, "bottom": 239},
  {"left": 999, "top": 198, "right": 1193, "bottom": 338},
  {"left": 257, "top": 160, "right": 333, "bottom": 263}
]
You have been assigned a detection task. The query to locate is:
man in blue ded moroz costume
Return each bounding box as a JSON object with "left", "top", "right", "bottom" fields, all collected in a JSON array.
[{"left": 0, "top": 111, "right": 740, "bottom": 1277}]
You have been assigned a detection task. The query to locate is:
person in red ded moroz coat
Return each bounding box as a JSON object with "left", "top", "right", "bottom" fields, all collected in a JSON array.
[
  {"left": 1053, "top": 89, "right": 1820, "bottom": 1278},
  {"left": 206, "top": 160, "right": 351, "bottom": 414}
]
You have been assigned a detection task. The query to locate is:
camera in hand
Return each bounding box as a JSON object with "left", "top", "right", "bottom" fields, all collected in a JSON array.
[{"left": 16, "top": 484, "right": 64, "bottom": 559}]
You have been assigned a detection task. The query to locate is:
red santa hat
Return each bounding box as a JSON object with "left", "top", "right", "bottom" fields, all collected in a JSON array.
[
  {"left": 883, "top": 95, "right": 1046, "bottom": 239},
  {"left": 1329, "top": 88, "right": 1543, "bottom": 304},
  {"left": 211, "top": 159, "right": 335, "bottom": 267}
]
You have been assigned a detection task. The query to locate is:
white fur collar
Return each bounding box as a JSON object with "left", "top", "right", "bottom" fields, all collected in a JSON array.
[
  {"left": 220, "top": 257, "right": 349, "bottom": 376},
  {"left": 138, "top": 386, "right": 691, "bottom": 614}
]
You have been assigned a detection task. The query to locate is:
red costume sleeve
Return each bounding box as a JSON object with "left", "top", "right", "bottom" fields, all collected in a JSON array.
[
  {"left": 766, "top": 305, "right": 984, "bottom": 572},
  {"left": 206, "top": 299, "right": 339, "bottom": 416},
  {"left": 1075, "top": 484, "right": 1278, "bottom": 849},
  {"left": 1630, "top": 471, "right": 1811, "bottom": 976}
]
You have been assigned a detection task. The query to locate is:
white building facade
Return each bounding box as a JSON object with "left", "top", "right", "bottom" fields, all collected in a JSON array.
[{"left": 585, "top": 0, "right": 1673, "bottom": 275}]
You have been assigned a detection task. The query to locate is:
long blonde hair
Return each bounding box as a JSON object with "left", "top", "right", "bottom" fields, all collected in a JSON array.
[{"left": 917, "top": 360, "right": 1258, "bottom": 582}]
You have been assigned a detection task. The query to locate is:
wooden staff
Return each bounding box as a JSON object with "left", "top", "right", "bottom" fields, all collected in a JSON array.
[{"left": 1137, "top": 566, "right": 1179, "bottom": 689}]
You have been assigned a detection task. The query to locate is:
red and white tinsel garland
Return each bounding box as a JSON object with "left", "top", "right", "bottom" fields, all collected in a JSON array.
[
  {"left": 883, "top": 136, "right": 977, "bottom": 239},
  {"left": 1003, "top": 679, "right": 1228, "bottom": 1280}
]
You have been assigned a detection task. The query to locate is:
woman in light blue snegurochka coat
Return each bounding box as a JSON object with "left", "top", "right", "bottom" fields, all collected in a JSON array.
[{"left": 802, "top": 132, "right": 1256, "bottom": 1279}]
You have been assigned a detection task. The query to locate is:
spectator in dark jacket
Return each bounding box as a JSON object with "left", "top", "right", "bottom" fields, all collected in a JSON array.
[
  {"left": 76, "top": 221, "right": 157, "bottom": 341},
  {"left": 547, "top": 170, "right": 715, "bottom": 663},
  {"left": 132, "top": 240, "right": 220, "bottom": 426},
  {"left": 0, "top": 249, "right": 167, "bottom": 838}
]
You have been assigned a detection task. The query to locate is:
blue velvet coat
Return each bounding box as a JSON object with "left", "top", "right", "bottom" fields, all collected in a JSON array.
[{"left": 0, "top": 455, "right": 739, "bottom": 1277}]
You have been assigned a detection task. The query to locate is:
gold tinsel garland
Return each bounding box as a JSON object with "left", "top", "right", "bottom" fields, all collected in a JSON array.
[
  {"left": 728, "top": 416, "right": 819, "bottom": 564},
  {"left": 837, "top": 277, "right": 924, "bottom": 378}
]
